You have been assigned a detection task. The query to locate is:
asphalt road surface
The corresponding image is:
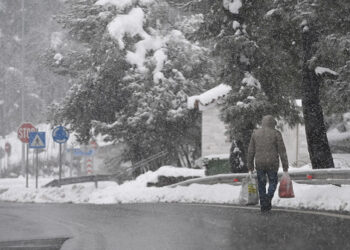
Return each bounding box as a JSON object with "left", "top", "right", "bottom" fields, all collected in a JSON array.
[{"left": 0, "top": 202, "right": 349, "bottom": 250}]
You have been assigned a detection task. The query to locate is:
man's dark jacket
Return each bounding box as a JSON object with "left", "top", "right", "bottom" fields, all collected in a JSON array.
[{"left": 247, "top": 115, "right": 289, "bottom": 172}]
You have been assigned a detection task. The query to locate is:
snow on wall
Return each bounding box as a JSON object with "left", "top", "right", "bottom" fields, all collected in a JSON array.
[{"left": 187, "top": 84, "right": 232, "bottom": 110}]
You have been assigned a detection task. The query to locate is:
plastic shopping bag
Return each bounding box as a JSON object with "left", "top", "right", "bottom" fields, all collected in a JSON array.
[
  {"left": 239, "top": 174, "right": 259, "bottom": 205},
  {"left": 278, "top": 172, "right": 295, "bottom": 198}
]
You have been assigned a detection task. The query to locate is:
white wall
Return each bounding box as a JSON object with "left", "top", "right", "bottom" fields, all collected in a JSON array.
[
  {"left": 280, "top": 123, "right": 310, "bottom": 167},
  {"left": 201, "top": 104, "right": 231, "bottom": 157}
]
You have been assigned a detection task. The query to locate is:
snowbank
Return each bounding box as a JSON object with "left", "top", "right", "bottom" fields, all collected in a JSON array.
[
  {"left": 1, "top": 165, "right": 350, "bottom": 212},
  {"left": 327, "top": 127, "right": 350, "bottom": 142}
]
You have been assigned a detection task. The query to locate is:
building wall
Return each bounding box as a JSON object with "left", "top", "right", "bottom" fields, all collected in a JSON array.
[
  {"left": 201, "top": 103, "right": 310, "bottom": 166},
  {"left": 280, "top": 123, "right": 310, "bottom": 167},
  {"left": 201, "top": 104, "right": 231, "bottom": 157}
]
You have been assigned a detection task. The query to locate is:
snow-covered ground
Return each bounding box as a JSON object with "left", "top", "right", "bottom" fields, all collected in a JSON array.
[{"left": 0, "top": 163, "right": 349, "bottom": 213}]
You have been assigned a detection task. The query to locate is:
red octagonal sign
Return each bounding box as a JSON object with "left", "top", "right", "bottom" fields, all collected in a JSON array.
[{"left": 18, "top": 123, "right": 37, "bottom": 143}]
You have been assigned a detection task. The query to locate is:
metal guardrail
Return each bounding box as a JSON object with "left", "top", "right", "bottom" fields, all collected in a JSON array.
[
  {"left": 44, "top": 151, "right": 168, "bottom": 188},
  {"left": 43, "top": 174, "right": 116, "bottom": 188},
  {"left": 44, "top": 168, "right": 350, "bottom": 188},
  {"left": 169, "top": 169, "right": 350, "bottom": 187}
]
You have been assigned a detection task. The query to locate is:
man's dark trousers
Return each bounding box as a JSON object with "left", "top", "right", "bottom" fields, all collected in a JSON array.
[{"left": 256, "top": 170, "right": 278, "bottom": 210}]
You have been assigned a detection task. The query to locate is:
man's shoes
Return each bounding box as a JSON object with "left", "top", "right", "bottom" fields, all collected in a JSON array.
[
  {"left": 260, "top": 196, "right": 272, "bottom": 213},
  {"left": 266, "top": 196, "right": 272, "bottom": 211}
]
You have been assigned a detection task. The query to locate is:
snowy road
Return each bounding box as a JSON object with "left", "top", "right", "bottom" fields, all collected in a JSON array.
[{"left": 0, "top": 202, "right": 350, "bottom": 250}]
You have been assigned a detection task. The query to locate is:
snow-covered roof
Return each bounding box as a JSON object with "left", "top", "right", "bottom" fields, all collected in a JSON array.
[{"left": 187, "top": 84, "right": 232, "bottom": 111}]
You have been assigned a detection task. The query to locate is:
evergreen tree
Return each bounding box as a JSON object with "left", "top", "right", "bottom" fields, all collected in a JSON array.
[
  {"left": 263, "top": 0, "right": 350, "bottom": 168},
  {"left": 193, "top": 0, "right": 300, "bottom": 168},
  {"left": 48, "top": 0, "right": 216, "bottom": 170},
  {"left": 196, "top": 0, "right": 350, "bottom": 169}
]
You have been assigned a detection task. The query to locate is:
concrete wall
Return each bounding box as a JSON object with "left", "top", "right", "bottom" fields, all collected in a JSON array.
[
  {"left": 280, "top": 123, "right": 310, "bottom": 167},
  {"left": 201, "top": 104, "right": 231, "bottom": 157}
]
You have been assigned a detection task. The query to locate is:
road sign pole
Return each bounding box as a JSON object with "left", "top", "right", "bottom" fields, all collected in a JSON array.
[
  {"left": 69, "top": 149, "right": 73, "bottom": 177},
  {"left": 18, "top": 122, "right": 36, "bottom": 188},
  {"left": 59, "top": 143, "right": 62, "bottom": 187},
  {"left": 35, "top": 149, "right": 38, "bottom": 189},
  {"left": 52, "top": 125, "right": 69, "bottom": 186},
  {"left": 22, "top": 143, "right": 25, "bottom": 179},
  {"left": 26, "top": 144, "right": 29, "bottom": 188}
]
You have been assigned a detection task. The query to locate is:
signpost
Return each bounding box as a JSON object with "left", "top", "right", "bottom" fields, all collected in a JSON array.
[
  {"left": 52, "top": 126, "right": 69, "bottom": 187},
  {"left": 5, "top": 142, "right": 11, "bottom": 155},
  {"left": 67, "top": 148, "right": 95, "bottom": 156},
  {"left": 0, "top": 147, "right": 4, "bottom": 170},
  {"left": 29, "top": 132, "right": 46, "bottom": 189},
  {"left": 5, "top": 142, "right": 11, "bottom": 170},
  {"left": 18, "top": 123, "right": 36, "bottom": 188}
]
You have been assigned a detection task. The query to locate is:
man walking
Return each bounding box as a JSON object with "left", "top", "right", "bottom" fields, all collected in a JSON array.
[{"left": 247, "top": 115, "right": 289, "bottom": 212}]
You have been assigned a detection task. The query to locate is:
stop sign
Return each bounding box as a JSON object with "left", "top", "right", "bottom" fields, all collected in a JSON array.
[{"left": 18, "top": 123, "right": 37, "bottom": 143}]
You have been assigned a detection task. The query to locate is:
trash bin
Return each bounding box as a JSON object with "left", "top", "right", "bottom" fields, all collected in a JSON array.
[{"left": 205, "top": 158, "right": 231, "bottom": 176}]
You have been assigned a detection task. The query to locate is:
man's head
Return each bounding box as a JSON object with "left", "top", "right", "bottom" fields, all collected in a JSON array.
[{"left": 261, "top": 115, "right": 277, "bottom": 128}]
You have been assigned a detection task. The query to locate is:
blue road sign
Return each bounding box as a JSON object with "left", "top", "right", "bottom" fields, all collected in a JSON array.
[
  {"left": 67, "top": 148, "right": 95, "bottom": 156},
  {"left": 52, "top": 126, "right": 69, "bottom": 144},
  {"left": 29, "top": 132, "right": 46, "bottom": 149}
]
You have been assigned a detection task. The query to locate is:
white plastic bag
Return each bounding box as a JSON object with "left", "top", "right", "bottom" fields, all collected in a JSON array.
[{"left": 239, "top": 174, "right": 259, "bottom": 205}]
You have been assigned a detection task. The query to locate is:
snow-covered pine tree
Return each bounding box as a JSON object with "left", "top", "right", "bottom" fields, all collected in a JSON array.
[
  {"left": 263, "top": 0, "right": 350, "bottom": 168},
  {"left": 221, "top": 72, "right": 274, "bottom": 164},
  {"left": 196, "top": 0, "right": 350, "bottom": 169},
  {"left": 48, "top": 0, "right": 216, "bottom": 170},
  {"left": 193, "top": 0, "right": 300, "bottom": 167}
]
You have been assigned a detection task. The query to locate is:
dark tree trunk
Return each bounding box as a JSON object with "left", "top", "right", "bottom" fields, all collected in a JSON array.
[{"left": 302, "top": 28, "right": 334, "bottom": 169}]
